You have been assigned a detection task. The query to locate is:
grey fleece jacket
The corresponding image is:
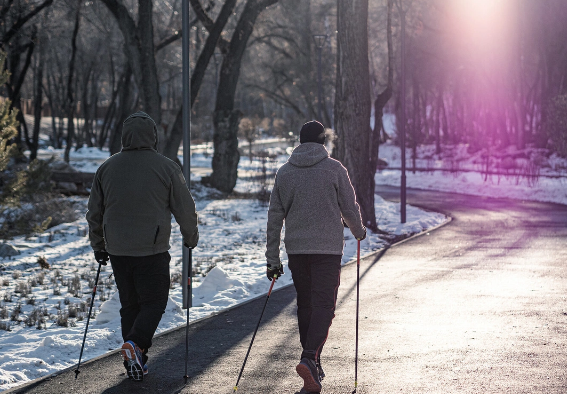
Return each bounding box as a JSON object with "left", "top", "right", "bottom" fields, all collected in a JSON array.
[
  {"left": 86, "top": 113, "right": 199, "bottom": 256},
  {"left": 266, "top": 143, "right": 366, "bottom": 267}
]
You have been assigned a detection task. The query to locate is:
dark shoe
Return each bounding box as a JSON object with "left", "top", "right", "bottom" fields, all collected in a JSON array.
[
  {"left": 121, "top": 340, "right": 144, "bottom": 381},
  {"left": 296, "top": 358, "right": 322, "bottom": 393}
]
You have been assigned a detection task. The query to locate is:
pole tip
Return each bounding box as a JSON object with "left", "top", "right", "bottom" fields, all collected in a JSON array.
[{"left": 74, "top": 369, "right": 80, "bottom": 379}]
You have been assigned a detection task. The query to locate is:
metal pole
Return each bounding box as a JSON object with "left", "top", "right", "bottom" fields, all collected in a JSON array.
[
  {"left": 351, "top": 240, "right": 361, "bottom": 393},
  {"left": 233, "top": 277, "right": 278, "bottom": 392},
  {"left": 181, "top": 0, "right": 192, "bottom": 381},
  {"left": 317, "top": 46, "right": 323, "bottom": 121},
  {"left": 181, "top": 0, "right": 192, "bottom": 310},
  {"left": 74, "top": 263, "right": 102, "bottom": 379},
  {"left": 400, "top": 4, "right": 407, "bottom": 224}
]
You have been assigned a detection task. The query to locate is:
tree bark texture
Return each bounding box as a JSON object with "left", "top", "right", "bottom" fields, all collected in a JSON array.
[
  {"left": 334, "top": 0, "right": 376, "bottom": 230},
  {"left": 209, "top": 0, "right": 278, "bottom": 192}
]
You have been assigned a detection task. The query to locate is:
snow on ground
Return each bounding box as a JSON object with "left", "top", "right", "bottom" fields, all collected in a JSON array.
[
  {"left": 376, "top": 142, "right": 567, "bottom": 205},
  {"left": 0, "top": 147, "right": 447, "bottom": 391}
]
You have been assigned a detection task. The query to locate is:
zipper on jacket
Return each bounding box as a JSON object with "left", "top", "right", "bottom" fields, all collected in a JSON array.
[
  {"left": 103, "top": 224, "right": 108, "bottom": 247},
  {"left": 153, "top": 226, "right": 160, "bottom": 244}
]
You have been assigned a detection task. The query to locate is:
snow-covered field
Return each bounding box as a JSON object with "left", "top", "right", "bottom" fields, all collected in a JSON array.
[
  {"left": 376, "top": 142, "right": 567, "bottom": 205},
  {"left": 0, "top": 146, "right": 448, "bottom": 391}
]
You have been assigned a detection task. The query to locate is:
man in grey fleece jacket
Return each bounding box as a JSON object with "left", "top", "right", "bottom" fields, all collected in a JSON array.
[
  {"left": 266, "top": 120, "right": 366, "bottom": 393},
  {"left": 86, "top": 111, "right": 198, "bottom": 381}
]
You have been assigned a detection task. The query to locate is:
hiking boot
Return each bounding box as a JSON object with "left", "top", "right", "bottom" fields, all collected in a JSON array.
[
  {"left": 121, "top": 340, "right": 144, "bottom": 381},
  {"left": 296, "top": 358, "right": 322, "bottom": 393}
]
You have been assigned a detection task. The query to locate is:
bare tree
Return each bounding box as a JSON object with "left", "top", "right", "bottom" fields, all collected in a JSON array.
[{"left": 208, "top": 0, "right": 279, "bottom": 193}]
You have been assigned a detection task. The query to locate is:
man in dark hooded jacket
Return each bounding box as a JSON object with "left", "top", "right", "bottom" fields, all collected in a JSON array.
[
  {"left": 266, "top": 120, "right": 366, "bottom": 393},
  {"left": 86, "top": 111, "right": 198, "bottom": 381}
]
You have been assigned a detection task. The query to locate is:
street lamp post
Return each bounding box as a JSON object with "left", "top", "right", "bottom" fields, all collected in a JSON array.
[
  {"left": 181, "top": 0, "right": 192, "bottom": 381},
  {"left": 181, "top": 0, "right": 192, "bottom": 309},
  {"left": 397, "top": 2, "right": 407, "bottom": 224},
  {"left": 312, "top": 34, "right": 327, "bottom": 122}
]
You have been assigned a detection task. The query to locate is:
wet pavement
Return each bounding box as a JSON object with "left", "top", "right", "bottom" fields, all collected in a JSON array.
[{"left": 7, "top": 186, "right": 567, "bottom": 393}]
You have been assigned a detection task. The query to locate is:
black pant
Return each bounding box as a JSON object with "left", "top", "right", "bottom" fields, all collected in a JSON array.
[
  {"left": 110, "top": 252, "right": 170, "bottom": 353},
  {"left": 288, "top": 254, "right": 342, "bottom": 361}
]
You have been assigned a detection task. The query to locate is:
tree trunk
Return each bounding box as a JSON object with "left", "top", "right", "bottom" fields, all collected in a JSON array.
[
  {"left": 100, "top": 0, "right": 161, "bottom": 128},
  {"left": 7, "top": 32, "right": 35, "bottom": 158},
  {"left": 30, "top": 38, "right": 44, "bottom": 161},
  {"left": 371, "top": 0, "right": 393, "bottom": 187},
  {"left": 334, "top": 0, "right": 376, "bottom": 230},
  {"left": 78, "top": 65, "right": 93, "bottom": 149},
  {"left": 109, "top": 65, "right": 133, "bottom": 155},
  {"left": 209, "top": 0, "right": 278, "bottom": 193},
  {"left": 64, "top": 1, "right": 81, "bottom": 163}
]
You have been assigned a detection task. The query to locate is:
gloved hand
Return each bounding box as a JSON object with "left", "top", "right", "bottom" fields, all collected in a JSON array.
[
  {"left": 94, "top": 250, "right": 109, "bottom": 265},
  {"left": 357, "top": 228, "right": 367, "bottom": 241},
  {"left": 266, "top": 263, "right": 284, "bottom": 281}
]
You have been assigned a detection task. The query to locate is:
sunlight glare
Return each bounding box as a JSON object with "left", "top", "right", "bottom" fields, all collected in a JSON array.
[{"left": 450, "top": 0, "right": 512, "bottom": 45}]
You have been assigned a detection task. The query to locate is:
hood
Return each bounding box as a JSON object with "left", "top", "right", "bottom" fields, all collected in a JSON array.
[
  {"left": 121, "top": 111, "right": 158, "bottom": 151},
  {"left": 288, "top": 142, "right": 329, "bottom": 167}
]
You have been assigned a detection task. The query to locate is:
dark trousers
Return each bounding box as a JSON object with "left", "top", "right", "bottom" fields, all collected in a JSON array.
[
  {"left": 288, "top": 254, "right": 342, "bottom": 361},
  {"left": 109, "top": 252, "right": 170, "bottom": 353}
]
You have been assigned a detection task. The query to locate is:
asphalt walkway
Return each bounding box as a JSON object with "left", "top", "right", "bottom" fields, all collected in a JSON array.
[{"left": 8, "top": 186, "right": 567, "bottom": 393}]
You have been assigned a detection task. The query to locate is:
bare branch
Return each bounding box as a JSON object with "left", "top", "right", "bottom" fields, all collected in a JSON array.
[
  {"left": 155, "top": 16, "right": 200, "bottom": 52},
  {"left": 1, "top": 0, "right": 53, "bottom": 45},
  {"left": 190, "top": 0, "right": 230, "bottom": 53}
]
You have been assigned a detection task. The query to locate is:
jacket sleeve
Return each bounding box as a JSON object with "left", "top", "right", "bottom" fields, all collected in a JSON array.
[
  {"left": 169, "top": 168, "right": 199, "bottom": 248},
  {"left": 265, "top": 174, "right": 285, "bottom": 267},
  {"left": 337, "top": 165, "right": 366, "bottom": 239},
  {"left": 86, "top": 171, "right": 106, "bottom": 251}
]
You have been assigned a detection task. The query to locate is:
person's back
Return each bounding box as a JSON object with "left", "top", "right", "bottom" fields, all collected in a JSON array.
[
  {"left": 87, "top": 113, "right": 198, "bottom": 255},
  {"left": 86, "top": 111, "right": 198, "bottom": 382},
  {"left": 265, "top": 121, "right": 365, "bottom": 393},
  {"left": 269, "top": 142, "right": 362, "bottom": 256}
]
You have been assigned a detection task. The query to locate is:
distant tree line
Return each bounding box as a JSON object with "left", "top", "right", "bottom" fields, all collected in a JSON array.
[{"left": 1, "top": 0, "right": 567, "bottom": 202}]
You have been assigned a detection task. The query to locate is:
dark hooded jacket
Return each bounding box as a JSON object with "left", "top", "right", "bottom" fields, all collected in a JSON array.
[
  {"left": 86, "top": 112, "right": 199, "bottom": 256},
  {"left": 266, "top": 143, "right": 365, "bottom": 266}
]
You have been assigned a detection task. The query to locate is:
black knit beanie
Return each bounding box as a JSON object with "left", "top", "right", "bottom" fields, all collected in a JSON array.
[{"left": 299, "top": 121, "right": 325, "bottom": 144}]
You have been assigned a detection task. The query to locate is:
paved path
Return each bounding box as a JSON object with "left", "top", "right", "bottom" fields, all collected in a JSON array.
[{"left": 8, "top": 186, "right": 567, "bottom": 393}]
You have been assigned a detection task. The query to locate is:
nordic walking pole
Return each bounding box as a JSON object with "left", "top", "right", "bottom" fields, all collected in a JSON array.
[
  {"left": 352, "top": 240, "right": 361, "bottom": 393},
  {"left": 233, "top": 275, "right": 278, "bottom": 392},
  {"left": 74, "top": 262, "right": 103, "bottom": 379},
  {"left": 184, "top": 247, "right": 192, "bottom": 381}
]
